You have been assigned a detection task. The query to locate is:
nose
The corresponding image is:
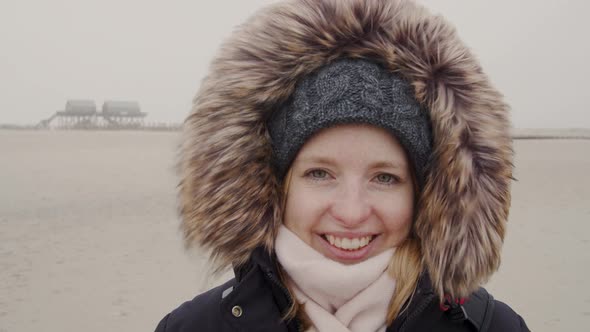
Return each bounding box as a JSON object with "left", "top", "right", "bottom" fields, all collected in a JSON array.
[{"left": 329, "top": 182, "right": 371, "bottom": 227}]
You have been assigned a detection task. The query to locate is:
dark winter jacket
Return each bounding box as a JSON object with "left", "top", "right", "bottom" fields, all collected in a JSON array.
[{"left": 155, "top": 248, "right": 529, "bottom": 332}]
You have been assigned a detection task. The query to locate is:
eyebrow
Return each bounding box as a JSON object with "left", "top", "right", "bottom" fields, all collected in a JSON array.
[
  {"left": 297, "top": 156, "right": 406, "bottom": 170},
  {"left": 368, "top": 161, "right": 406, "bottom": 170},
  {"left": 296, "top": 156, "right": 338, "bottom": 166}
]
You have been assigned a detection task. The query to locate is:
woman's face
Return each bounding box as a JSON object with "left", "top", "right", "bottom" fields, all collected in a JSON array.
[{"left": 283, "top": 124, "right": 415, "bottom": 264}]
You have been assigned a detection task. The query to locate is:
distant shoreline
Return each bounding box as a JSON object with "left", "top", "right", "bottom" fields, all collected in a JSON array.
[
  {"left": 1, "top": 124, "right": 590, "bottom": 139},
  {"left": 512, "top": 135, "right": 590, "bottom": 140},
  {"left": 510, "top": 128, "right": 590, "bottom": 140},
  {"left": 0, "top": 123, "right": 181, "bottom": 132}
]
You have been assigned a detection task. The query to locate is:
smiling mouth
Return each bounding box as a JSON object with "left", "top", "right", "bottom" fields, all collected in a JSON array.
[{"left": 321, "top": 234, "right": 377, "bottom": 251}]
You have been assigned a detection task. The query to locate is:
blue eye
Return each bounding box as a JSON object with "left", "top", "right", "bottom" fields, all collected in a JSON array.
[
  {"left": 308, "top": 169, "right": 328, "bottom": 179},
  {"left": 375, "top": 173, "right": 397, "bottom": 184}
]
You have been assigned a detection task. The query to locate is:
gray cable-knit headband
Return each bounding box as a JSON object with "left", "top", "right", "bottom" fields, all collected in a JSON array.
[{"left": 267, "top": 58, "right": 433, "bottom": 189}]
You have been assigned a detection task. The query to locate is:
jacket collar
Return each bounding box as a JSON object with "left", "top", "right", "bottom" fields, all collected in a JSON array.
[
  {"left": 233, "top": 247, "right": 302, "bottom": 332},
  {"left": 388, "top": 272, "right": 436, "bottom": 332},
  {"left": 234, "top": 246, "right": 277, "bottom": 281}
]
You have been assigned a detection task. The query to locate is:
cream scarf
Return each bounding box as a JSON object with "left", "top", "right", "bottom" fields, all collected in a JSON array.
[{"left": 275, "top": 225, "right": 396, "bottom": 332}]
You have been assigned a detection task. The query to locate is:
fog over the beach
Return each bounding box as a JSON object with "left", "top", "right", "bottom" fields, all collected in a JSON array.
[{"left": 1, "top": 0, "right": 589, "bottom": 128}]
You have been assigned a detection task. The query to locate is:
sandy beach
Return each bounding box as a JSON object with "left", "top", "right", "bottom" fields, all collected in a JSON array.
[{"left": 0, "top": 130, "right": 588, "bottom": 332}]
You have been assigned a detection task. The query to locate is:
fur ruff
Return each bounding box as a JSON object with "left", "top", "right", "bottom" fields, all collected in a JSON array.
[{"left": 177, "top": 0, "right": 513, "bottom": 299}]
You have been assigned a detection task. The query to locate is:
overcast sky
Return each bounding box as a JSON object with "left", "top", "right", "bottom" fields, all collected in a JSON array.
[{"left": 1, "top": 0, "right": 589, "bottom": 128}]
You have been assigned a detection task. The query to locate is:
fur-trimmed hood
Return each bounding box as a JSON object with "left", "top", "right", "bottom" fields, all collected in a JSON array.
[{"left": 178, "top": 0, "right": 513, "bottom": 299}]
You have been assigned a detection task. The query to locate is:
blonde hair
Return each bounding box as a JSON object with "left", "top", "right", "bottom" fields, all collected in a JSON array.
[
  {"left": 386, "top": 167, "right": 423, "bottom": 322},
  {"left": 277, "top": 166, "right": 423, "bottom": 327}
]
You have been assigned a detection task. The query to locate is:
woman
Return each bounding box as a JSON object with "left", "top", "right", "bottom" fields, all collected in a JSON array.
[{"left": 156, "top": 0, "right": 529, "bottom": 331}]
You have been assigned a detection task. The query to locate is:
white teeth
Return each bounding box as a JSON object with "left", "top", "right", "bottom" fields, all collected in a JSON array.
[
  {"left": 360, "top": 237, "right": 368, "bottom": 247},
  {"left": 324, "top": 235, "right": 373, "bottom": 250},
  {"left": 341, "top": 238, "right": 352, "bottom": 249}
]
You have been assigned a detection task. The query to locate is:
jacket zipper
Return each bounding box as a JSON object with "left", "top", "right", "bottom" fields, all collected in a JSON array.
[
  {"left": 398, "top": 293, "right": 436, "bottom": 332},
  {"left": 264, "top": 270, "right": 304, "bottom": 332}
]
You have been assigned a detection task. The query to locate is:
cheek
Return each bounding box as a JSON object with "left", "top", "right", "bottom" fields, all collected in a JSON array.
[
  {"left": 379, "top": 193, "right": 414, "bottom": 236},
  {"left": 283, "top": 186, "right": 324, "bottom": 240}
]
